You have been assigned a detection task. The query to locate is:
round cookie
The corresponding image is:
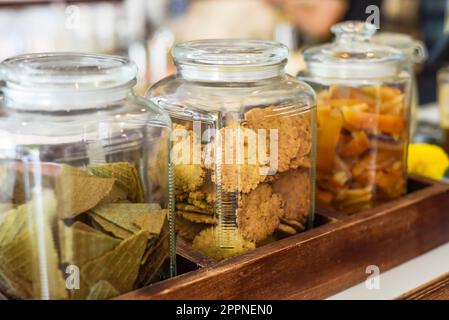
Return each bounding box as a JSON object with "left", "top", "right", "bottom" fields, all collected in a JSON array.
[
  {"left": 236, "top": 184, "right": 284, "bottom": 242},
  {"left": 272, "top": 169, "right": 311, "bottom": 222},
  {"left": 245, "top": 106, "right": 303, "bottom": 173},
  {"left": 192, "top": 227, "right": 256, "bottom": 261}
]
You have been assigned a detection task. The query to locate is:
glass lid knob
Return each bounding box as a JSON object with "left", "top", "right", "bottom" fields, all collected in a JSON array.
[{"left": 331, "top": 21, "right": 377, "bottom": 43}]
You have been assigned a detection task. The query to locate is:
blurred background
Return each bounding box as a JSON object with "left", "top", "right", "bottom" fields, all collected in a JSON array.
[{"left": 1, "top": 0, "right": 449, "bottom": 145}]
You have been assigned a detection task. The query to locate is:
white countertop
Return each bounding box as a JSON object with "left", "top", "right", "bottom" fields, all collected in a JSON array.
[{"left": 327, "top": 242, "right": 449, "bottom": 300}]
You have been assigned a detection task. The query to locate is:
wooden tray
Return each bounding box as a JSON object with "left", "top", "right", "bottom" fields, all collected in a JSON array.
[
  {"left": 397, "top": 272, "right": 449, "bottom": 300},
  {"left": 116, "top": 175, "right": 449, "bottom": 300}
]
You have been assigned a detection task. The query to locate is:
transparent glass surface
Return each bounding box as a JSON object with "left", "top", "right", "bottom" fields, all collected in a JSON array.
[
  {"left": 438, "top": 66, "right": 449, "bottom": 153},
  {"left": 438, "top": 67, "right": 449, "bottom": 129},
  {"left": 147, "top": 40, "right": 317, "bottom": 261},
  {"left": 301, "top": 22, "right": 412, "bottom": 214},
  {"left": 312, "top": 81, "right": 410, "bottom": 214},
  {"left": 372, "top": 32, "right": 428, "bottom": 139},
  {"left": 0, "top": 53, "right": 175, "bottom": 300},
  {"left": 304, "top": 21, "right": 404, "bottom": 79}
]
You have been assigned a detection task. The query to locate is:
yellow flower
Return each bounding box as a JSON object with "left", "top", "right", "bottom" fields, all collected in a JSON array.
[{"left": 408, "top": 143, "right": 449, "bottom": 180}]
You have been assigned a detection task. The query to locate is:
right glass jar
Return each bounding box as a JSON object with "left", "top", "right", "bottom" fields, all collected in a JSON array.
[
  {"left": 372, "top": 32, "right": 427, "bottom": 140},
  {"left": 301, "top": 21, "right": 412, "bottom": 214}
]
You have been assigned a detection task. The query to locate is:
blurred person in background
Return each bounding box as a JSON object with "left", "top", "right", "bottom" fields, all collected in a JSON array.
[
  {"left": 380, "top": 0, "right": 447, "bottom": 104},
  {"left": 171, "top": 0, "right": 278, "bottom": 42},
  {"left": 417, "top": 0, "right": 448, "bottom": 104},
  {"left": 174, "top": 0, "right": 382, "bottom": 44},
  {"left": 265, "top": 0, "right": 382, "bottom": 43},
  {"left": 267, "top": 0, "right": 449, "bottom": 104},
  {"left": 169, "top": 0, "right": 383, "bottom": 75},
  {"left": 168, "top": 0, "right": 301, "bottom": 74}
]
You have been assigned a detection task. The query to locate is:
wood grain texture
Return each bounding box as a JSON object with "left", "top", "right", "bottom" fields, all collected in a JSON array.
[
  {"left": 398, "top": 272, "right": 449, "bottom": 300},
  {"left": 117, "top": 176, "right": 449, "bottom": 300}
]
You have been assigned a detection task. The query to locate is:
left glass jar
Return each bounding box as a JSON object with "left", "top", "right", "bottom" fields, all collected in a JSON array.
[{"left": 0, "top": 53, "right": 175, "bottom": 300}]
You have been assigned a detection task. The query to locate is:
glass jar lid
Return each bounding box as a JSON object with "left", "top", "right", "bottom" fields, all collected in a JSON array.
[
  {"left": 0, "top": 53, "right": 137, "bottom": 110},
  {"left": 172, "top": 39, "right": 289, "bottom": 81},
  {"left": 1, "top": 52, "right": 137, "bottom": 89},
  {"left": 173, "top": 39, "right": 288, "bottom": 66},
  {"left": 304, "top": 21, "right": 405, "bottom": 79},
  {"left": 372, "top": 32, "right": 427, "bottom": 64}
]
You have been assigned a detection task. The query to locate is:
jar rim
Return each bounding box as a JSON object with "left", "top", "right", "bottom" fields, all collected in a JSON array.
[
  {"left": 172, "top": 39, "right": 289, "bottom": 67},
  {"left": 0, "top": 52, "right": 137, "bottom": 90}
]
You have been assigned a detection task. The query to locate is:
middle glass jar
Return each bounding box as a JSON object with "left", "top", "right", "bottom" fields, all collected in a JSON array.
[
  {"left": 147, "top": 39, "right": 317, "bottom": 261},
  {"left": 301, "top": 21, "right": 412, "bottom": 214}
]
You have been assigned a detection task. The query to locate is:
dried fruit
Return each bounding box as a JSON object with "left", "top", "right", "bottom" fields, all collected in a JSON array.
[{"left": 317, "top": 85, "right": 408, "bottom": 212}]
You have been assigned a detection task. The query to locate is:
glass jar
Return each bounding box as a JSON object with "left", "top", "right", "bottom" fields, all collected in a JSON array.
[
  {"left": 301, "top": 21, "right": 412, "bottom": 214},
  {"left": 147, "top": 40, "right": 316, "bottom": 261},
  {"left": 0, "top": 53, "right": 175, "bottom": 300},
  {"left": 438, "top": 66, "right": 449, "bottom": 153},
  {"left": 372, "top": 32, "right": 427, "bottom": 140}
]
